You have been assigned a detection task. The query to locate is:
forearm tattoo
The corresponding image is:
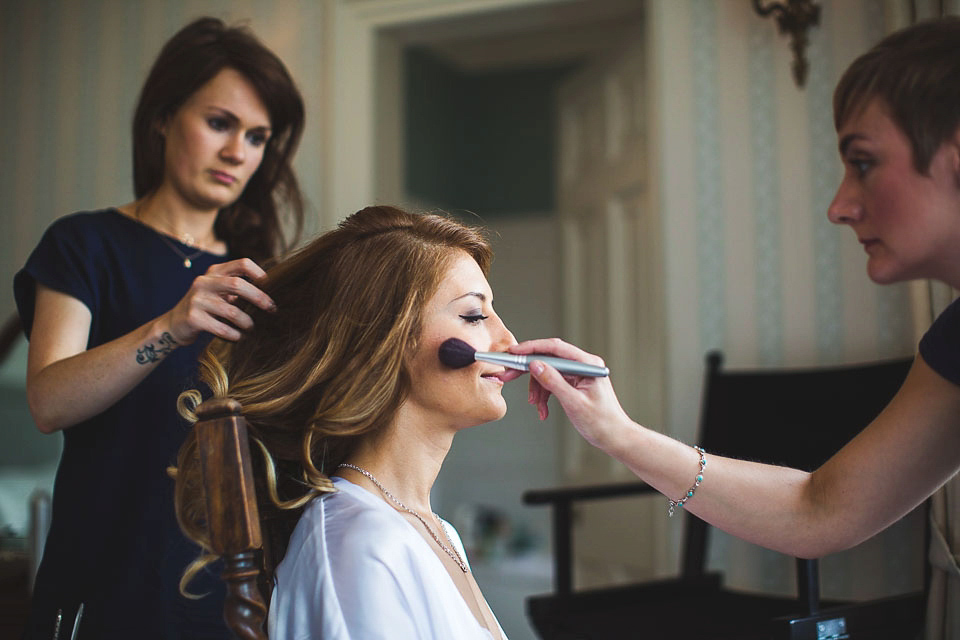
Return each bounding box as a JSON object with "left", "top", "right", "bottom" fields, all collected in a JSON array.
[{"left": 136, "top": 332, "right": 179, "bottom": 365}]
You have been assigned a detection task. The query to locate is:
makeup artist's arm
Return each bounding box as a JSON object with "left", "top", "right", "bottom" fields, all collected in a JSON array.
[
  {"left": 514, "top": 338, "right": 960, "bottom": 558},
  {"left": 26, "top": 258, "right": 274, "bottom": 433}
]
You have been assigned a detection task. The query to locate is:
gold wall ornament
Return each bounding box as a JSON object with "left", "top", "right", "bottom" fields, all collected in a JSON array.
[{"left": 752, "top": 0, "right": 822, "bottom": 88}]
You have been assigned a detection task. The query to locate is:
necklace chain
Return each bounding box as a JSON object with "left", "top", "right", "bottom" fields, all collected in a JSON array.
[
  {"left": 337, "top": 463, "right": 469, "bottom": 573},
  {"left": 134, "top": 202, "right": 211, "bottom": 268}
]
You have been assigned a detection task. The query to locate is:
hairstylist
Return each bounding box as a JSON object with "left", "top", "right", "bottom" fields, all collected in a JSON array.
[{"left": 13, "top": 17, "right": 305, "bottom": 640}]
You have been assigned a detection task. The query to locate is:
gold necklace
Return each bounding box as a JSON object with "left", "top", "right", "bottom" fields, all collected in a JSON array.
[
  {"left": 134, "top": 203, "right": 212, "bottom": 268},
  {"left": 338, "top": 463, "right": 469, "bottom": 573}
]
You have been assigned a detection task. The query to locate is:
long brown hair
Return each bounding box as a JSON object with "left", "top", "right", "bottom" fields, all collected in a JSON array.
[
  {"left": 132, "top": 16, "right": 305, "bottom": 263},
  {"left": 173, "top": 205, "right": 492, "bottom": 593}
]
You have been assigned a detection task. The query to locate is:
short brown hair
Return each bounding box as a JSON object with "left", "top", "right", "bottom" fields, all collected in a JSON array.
[{"left": 833, "top": 16, "right": 960, "bottom": 174}]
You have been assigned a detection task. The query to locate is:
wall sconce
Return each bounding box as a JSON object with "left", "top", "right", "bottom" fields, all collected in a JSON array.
[{"left": 752, "top": 0, "right": 821, "bottom": 88}]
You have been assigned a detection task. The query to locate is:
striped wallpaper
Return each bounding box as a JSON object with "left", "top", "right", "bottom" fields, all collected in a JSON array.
[
  {"left": 656, "top": 0, "right": 932, "bottom": 466},
  {"left": 652, "top": 0, "right": 959, "bottom": 596},
  {"left": 0, "top": 0, "right": 329, "bottom": 322}
]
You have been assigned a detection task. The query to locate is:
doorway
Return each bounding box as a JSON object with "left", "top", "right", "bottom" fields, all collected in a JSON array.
[{"left": 373, "top": 2, "right": 649, "bottom": 638}]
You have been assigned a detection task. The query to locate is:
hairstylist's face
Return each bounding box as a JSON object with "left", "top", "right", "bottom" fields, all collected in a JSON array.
[
  {"left": 405, "top": 251, "right": 517, "bottom": 429},
  {"left": 828, "top": 98, "right": 960, "bottom": 284},
  {"left": 159, "top": 67, "right": 271, "bottom": 212}
]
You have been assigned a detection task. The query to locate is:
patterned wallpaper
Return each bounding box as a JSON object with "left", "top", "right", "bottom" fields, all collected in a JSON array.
[
  {"left": 0, "top": 0, "right": 328, "bottom": 322},
  {"left": 653, "top": 0, "right": 959, "bottom": 597},
  {"left": 688, "top": 0, "right": 914, "bottom": 374}
]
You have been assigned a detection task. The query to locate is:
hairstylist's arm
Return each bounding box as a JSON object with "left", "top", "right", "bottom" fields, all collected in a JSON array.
[
  {"left": 26, "top": 258, "right": 275, "bottom": 433},
  {"left": 513, "top": 338, "right": 960, "bottom": 558}
]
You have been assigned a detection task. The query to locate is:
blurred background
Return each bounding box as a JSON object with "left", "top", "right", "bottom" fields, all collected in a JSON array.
[{"left": 2, "top": 1, "right": 957, "bottom": 638}]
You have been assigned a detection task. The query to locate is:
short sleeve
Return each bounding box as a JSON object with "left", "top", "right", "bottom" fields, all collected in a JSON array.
[
  {"left": 14, "top": 214, "right": 101, "bottom": 338},
  {"left": 919, "top": 297, "right": 960, "bottom": 386}
]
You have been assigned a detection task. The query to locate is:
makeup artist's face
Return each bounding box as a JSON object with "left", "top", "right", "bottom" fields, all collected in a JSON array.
[
  {"left": 828, "top": 98, "right": 960, "bottom": 284},
  {"left": 405, "top": 251, "right": 517, "bottom": 429},
  {"left": 159, "top": 67, "right": 272, "bottom": 212}
]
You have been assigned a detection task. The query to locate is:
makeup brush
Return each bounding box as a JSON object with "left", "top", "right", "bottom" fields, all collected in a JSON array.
[{"left": 438, "top": 338, "right": 610, "bottom": 377}]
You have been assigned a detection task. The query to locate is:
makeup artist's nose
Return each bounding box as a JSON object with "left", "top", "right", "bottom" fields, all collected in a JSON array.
[{"left": 827, "top": 177, "right": 863, "bottom": 225}]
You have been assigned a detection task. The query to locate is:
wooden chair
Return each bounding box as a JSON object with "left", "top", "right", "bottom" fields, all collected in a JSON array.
[
  {"left": 523, "top": 351, "right": 926, "bottom": 639},
  {"left": 193, "top": 398, "right": 267, "bottom": 640}
]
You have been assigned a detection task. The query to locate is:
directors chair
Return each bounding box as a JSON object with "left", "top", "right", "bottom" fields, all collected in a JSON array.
[{"left": 523, "top": 351, "right": 926, "bottom": 640}]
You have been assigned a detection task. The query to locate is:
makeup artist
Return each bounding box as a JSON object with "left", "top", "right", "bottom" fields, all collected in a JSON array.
[
  {"left": 515, "top": 16, "right": 960, "bottom": 635},
  {"left": 13, "top": 17, "right": 304, "bottom": 640}
]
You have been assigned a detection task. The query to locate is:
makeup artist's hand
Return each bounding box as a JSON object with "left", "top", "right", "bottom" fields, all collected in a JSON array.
[
  {"left": 511, "top": 338, "right": 631, "bottom": 449},
  {"left": 161, "top": 258, "right": 277, "bottom": 345}
]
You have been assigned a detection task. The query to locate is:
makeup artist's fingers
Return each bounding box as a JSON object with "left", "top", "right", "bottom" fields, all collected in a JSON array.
[
  {"left": 528, "top": 375, "right": 552, "bottom": 420},
  {"left": 510, "top": 338, "right": 606, "bottom": 367},
  {"left": 499, "top": 368, "right": 526, "bottom": 384},
  {"left": 528, "top": 359, "right": 630, "bottom": 449}
]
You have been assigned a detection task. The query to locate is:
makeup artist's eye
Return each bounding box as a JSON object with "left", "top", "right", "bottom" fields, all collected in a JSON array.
[
  {"left": 847, "top": 155, "right": 873, "bottom": 178},
  {"left": 459, "top": 314, "right": 489, "bottom": 325}
]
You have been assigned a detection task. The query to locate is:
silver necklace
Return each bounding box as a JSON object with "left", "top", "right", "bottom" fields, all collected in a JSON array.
[
  {"left": 337, "top": 463, "right": 469, "bottom": 573},
  {"left": 134, "top": 203, "right": 210, "bottom": 268}
]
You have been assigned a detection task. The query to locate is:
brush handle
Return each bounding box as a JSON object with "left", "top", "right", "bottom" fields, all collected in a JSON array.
[{"left": 474, "top": 352, "right": 609, "bottom": 377}]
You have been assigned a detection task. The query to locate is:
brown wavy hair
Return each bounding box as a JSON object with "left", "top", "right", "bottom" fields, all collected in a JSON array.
[
  {"left": 834, "top": 16, "right": 960, "bottom": 175},
  {"left": 133, "top": 16, "right": 305, "bottom": 263},
  {"left": 173, "top": 205, "right": 492, "bottom": 595}
]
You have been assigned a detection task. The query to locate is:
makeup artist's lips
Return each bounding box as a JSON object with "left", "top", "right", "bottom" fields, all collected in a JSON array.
[{"left": 209, "top": 169, "right": 237, "bottom": 185}]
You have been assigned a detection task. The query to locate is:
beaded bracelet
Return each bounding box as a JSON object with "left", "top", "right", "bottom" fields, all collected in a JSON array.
[{"left": 668, "top": 445, "right": 706, "bottom": 517}]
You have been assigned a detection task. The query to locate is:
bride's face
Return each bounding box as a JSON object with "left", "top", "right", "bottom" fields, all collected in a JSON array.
[{"left": 404, "top": 251, "right": 516, "bottom": 429}]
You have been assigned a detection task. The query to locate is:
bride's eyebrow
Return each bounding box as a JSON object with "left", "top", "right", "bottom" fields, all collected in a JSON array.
[{"left": 451, "top": 291, "right": 486, "bottom": 304}]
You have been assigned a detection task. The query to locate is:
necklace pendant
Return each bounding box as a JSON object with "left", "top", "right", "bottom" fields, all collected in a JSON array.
[{"left": 183, "top": 258, "right": 192, "bottom": 268}]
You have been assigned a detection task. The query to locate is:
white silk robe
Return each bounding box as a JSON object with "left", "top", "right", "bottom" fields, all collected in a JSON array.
[{"left": 268, "top": 477, "right": 507, "bottom": 640}]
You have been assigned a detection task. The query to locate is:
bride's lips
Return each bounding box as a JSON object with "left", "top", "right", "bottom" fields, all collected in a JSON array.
[{"left": 480, "top": 369, "right": 508, "bottom": 385}]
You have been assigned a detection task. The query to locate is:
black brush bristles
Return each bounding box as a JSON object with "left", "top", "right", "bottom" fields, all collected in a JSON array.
[{"left": 438, "top": 338, "right": 477, "bottom": 369}]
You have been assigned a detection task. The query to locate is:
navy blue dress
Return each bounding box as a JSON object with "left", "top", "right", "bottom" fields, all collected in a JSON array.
[{"left": 14, "top": 209, "right": 231, "bottom": 640}]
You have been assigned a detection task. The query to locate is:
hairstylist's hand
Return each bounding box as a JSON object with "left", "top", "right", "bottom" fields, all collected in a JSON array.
[
  {"left": 511, "top": 338, "right": 631, "bottom": 448},
  {"left": 162, "top": 258, "right": 276, "bottom": 345}
]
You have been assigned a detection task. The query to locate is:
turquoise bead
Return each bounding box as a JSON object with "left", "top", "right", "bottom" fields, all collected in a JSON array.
[{"left": 696, "top": 475, "right": 703, "bottom": 483}]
